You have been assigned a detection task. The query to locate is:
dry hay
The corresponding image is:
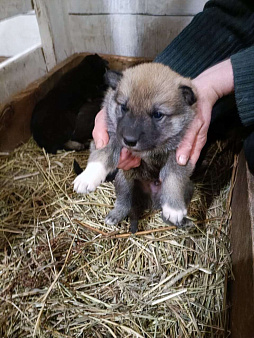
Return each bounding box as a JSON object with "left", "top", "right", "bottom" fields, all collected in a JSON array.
[{"left": 0, "top": 138, "right": 237, "bottom": 337}]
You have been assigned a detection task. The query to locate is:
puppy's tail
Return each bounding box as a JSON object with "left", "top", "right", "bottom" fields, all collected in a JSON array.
[
  {"left": 129, "top": 207, "right": 142, "bottom": 234},
  {"left": 130, "top": 218, "right": 138, "bottom": 234},
  {"left": 73, "top": 159, "right": 83, "bottom": 175},
  {"left": 105, "top": 169, "right": 118, "bottom": 182}
]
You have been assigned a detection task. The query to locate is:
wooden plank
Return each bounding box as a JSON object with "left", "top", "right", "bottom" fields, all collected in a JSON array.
[
  {"left": 230, "top": 150, "right": 254, "bottom": 337},
  {"left": 0, "top": 0, "right": 33, "bottom": 21},
  {"left": 70, "top": 15, "right": 192, "bottom": 58},
  {"left": 69, "top": 0, "right": 207, "bottom": 16},
  {"left": 0, "top": 56, "right": 9, "bottom": 63},
  {"left": 0, "top": 44, "right": 47, "bottom": 105},
  {"left": 0, "top": 14, "right": 41, "bottom": 57},
  {"left": 33, "top": 0, "right": 73, "bottom": 70}
]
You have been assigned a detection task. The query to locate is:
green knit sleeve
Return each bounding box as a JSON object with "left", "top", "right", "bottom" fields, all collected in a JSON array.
[
  {"left": 231, "top": 46, "right": 254, "bottom": 127},
  {"left": 154, "top": 0, "right": 254, "bottom": 79}
]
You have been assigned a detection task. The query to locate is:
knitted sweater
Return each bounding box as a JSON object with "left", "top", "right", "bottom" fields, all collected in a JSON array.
[{"left": 154, "top": 0, "right": 254, "bottom": 127}]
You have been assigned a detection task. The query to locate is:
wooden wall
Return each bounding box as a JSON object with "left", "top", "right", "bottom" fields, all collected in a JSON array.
[
  {"left": 69, "top": 0, "right": 207, "bottom": 58},
  {"left": 0, "top": 0, "right": 206, "bottom": 105},
  {"left": 230, "top": 151, "right": 254, "bottom": 337},
  {"left": 0, "top": 45, "right": 47, "bottom": 104},
  {"left": 0, "top": 13, "right": 41, "bottom": 57},
  {"left": 0, "top": 0, "right": 32, "bottom": 21}
]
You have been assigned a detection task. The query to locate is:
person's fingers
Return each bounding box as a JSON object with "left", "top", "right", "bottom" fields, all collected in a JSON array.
[
  {"left": 119, "top": 148, "right": 131, "bottom": 162},
  {"left": 117, "top": 148, "right": 141, "bottom": 170},
  {"left": 92, "top": 109, "right": 109, "bottom": 149},
  {"left": 187, "top": 103, "right": 212, "bottom": 166},
  {"left": 189, "top": 131, "right": 207, "bottom": 166},
  {"left": 119, "top": 157, "right": 141, "bottom": 170},
  {"left": 176, "top": 119, "right": 203, "bottom": 165},
  {"left": 118, "top": 154, "right": 141, "bottom": 170}
]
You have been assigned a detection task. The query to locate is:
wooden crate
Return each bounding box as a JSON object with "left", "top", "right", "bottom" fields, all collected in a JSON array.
[
  {"left": 0, "top": 1, "right": 253, "bottom": 336},
  {"left": 0, "top": 54, "right": 254, "bottom": 337}
]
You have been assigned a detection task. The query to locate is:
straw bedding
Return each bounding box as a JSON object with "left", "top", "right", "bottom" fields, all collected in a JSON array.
[{"left": 0, "top": 138, "right": 236, "bottom": 337}]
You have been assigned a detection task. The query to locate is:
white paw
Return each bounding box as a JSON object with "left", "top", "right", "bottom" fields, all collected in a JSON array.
[
  {"left": 162, "top": 203, "right": 187, "bottom": 225},
  {"left": 73, "top": 162, "right": 107, "bottom": 194}
]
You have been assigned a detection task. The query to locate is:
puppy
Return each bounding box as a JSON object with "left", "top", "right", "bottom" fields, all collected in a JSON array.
[
  {"left": 31, "top": 54, "right": 108, "bottom": 154},
  {"left": 73, "top": 63, "right": 197, "bottom": 233},
  {"left": 65, "top": 97, "right": 103, "bottom": 151}
]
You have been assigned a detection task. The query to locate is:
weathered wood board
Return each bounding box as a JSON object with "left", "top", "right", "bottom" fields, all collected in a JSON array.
[
  {"left": 33, "top": 0, "right": 73, "bottom": 70},
  {"left": 0, "top": 14, "right": 41, "bottom": 57},
  {"left": 0, "top": 0, "right": 33, "bottom": 21},
  {"left": 68, "top": 0, "right": 205, "bottom": 57},
  {"left": 230, "top": 151, "right": 254, "bottom": 337},
  {"left": 0, "top": 45, "right": 47, "bottom": 105},
  {"left": 70, "top": 15, "right": 193, "bottom": 58},
  {"left": 69, "top": 0, "right": 207, "bottom": 16},
  {"left": 0, "top": 56, "right": 9, "bottom": 63}
]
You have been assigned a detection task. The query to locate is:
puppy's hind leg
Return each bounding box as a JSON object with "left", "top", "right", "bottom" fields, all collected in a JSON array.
[
  {"left": 105, "top": 170, "right": 133, "bottom": 226},
  {"left": 160, "top": 161, "right": 194, "bottom": 227}
]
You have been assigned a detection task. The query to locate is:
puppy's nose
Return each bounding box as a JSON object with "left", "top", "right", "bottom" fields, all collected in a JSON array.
[{"left": 123, "top": 136, "right": 137, "bottom": 147}]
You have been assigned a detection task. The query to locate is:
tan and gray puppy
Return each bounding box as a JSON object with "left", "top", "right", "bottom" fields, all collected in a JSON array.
[{"left": 73, "top": 63, "right": 197, "bottom": 233}]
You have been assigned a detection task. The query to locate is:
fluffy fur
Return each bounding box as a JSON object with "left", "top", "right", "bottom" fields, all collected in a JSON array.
[
  {"left": 73, "top": 63, "right": 197, "bottom": 233},
  {"left": 31, "top": 54, "right": 108, "bottom": 154}
]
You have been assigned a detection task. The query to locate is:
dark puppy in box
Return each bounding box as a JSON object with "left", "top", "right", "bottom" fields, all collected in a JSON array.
[
  {"left": 73, "top": 63, "right": 197, "bottom": 233},
  {"left": 31, "top": 54, "right": 108, "bottom": 154}
]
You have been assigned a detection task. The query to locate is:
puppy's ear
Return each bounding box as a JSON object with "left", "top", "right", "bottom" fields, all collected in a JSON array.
[
  {"left": 180, "top": 85, "right": 197, "bottom": 106},
  {"left": 105, "top": 70, "right": 123, "bottom": 90}
]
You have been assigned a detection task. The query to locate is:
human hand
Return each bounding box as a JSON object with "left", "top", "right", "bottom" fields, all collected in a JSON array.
[
  {"left": 176, "top": 79, "right": 216, "bottom": 166},
  {"left": 176, "top": 59, "right": 234, "bottom": 166},
  {"left": 92, "top": 108, "right": 109, "bottom": 149},
  {"left": 92, "top": 109, "right": 141, "bottom": 170}
]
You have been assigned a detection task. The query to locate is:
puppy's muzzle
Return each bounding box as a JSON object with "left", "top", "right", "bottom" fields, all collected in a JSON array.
[{"left": 119, "top": 113, "right": 143, "bottom": 148}]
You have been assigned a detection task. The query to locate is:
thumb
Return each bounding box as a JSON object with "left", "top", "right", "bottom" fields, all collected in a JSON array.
[
  {"left": 92, "top": 109, "right": 109, "bottom": 149},
  {"left": 95, "top": 139, "right": 106, "bottom": 149}
]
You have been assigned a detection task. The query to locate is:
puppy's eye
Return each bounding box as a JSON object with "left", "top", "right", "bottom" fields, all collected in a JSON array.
[
  {"left": 120, "top": 103, "right": 128, "bottom": 113},
  {"left": 152, "top": 111, "right": 164, "bottom": 120}
]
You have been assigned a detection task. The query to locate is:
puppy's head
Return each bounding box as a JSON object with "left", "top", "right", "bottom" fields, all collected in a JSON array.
[{"left": 104, "top": 63, "right": 197, "bottom": 152}]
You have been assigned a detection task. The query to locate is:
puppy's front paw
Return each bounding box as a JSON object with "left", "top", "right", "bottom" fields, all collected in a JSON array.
[
  {"left": 73, "top": 162, "right": 107, "bottom": 194},
  {"left": 162, "top": 203, "right": 187, "bottom": 226}
]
